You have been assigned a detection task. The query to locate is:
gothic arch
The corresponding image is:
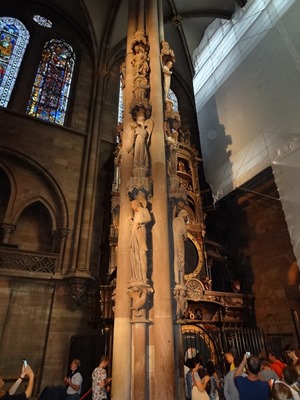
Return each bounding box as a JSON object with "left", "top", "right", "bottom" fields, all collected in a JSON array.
[
  {"left": 10, "top": 199, "right": 55, "bottom": 252},
  {"left": 11, "top": 196, "right": 57, "bottom": 231},
  {"left": 0, "top": 147, "right": 69, "bottom": 228},
  {"left": 182, "top": 324, "right": 219, "bottom": 364}
]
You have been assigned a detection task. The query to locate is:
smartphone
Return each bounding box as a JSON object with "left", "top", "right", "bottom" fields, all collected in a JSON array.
[
  {"left": 246, "top": 351, "right": 251, "bottom": 357},
  {"left": 23, "top": 359, "right": 28, "bottom": 368}
]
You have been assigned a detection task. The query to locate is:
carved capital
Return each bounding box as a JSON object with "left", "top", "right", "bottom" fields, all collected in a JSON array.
[
  {"left": 65, "top": 274, "right": 94, "bottom": 308},
  {"left": 127, "top": 283, "right": 153, "bottom": 321},
  {"left": 0, "top": 223, "right": 16, "bottom": 243},
  {"left": 127, "top": 174, "right": 152, "bottom": 194}
]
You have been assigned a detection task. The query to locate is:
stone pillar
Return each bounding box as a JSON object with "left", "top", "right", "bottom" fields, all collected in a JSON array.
[
  {"left": 133, "top": 323, "right": 146, "bottom": 399},
  {"left": 111, "top": 1, "right": 137, "bottom": 399},
  {"left": 147, "top": 0, "right": 176, "bottom": 398},
  {"left": 57, "top": 228, "right": 70, "bottom": 273}
]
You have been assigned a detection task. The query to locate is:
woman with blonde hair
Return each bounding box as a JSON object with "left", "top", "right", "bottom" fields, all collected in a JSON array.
[{"left": 270, "top": 380, "right": 293, "bottom": 400}]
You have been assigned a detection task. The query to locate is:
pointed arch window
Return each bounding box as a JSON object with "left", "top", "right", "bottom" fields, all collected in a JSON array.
[
  {"left": 27, "top": 39, "right": 75, "bottom": 125},
  {"left": 0, "top": 17, "right": 29, "bottom": 107}
]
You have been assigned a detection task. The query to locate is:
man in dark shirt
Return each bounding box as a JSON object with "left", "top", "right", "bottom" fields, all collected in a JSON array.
[{"left": 234, "top": 353, "right": 270, "bottom": 400}]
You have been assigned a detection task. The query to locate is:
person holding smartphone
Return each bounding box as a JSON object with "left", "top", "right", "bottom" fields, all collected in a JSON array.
[
  {"left": 234, "top": 353, "right": 270, "bottom": 400},
  {"left": 0, "top": 361, "right": 35, "bottom": 400}
]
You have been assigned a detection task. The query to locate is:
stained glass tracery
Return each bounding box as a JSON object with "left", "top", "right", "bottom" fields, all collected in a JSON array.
[
  {"left": 27, "top": 39, "right": 75, "bottom": 125},
  {"left": 168, "top": 89, "right": 178, "bottom": 112},
  {"left": 0, "top": 17, "right": 29, "bottom": 107},
  {"left": 33, "top": 15, "right": 52, "bottom": 28}
]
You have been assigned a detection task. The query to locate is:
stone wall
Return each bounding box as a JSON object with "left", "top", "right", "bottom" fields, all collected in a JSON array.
[
  {"left": 207, "top": 169, "right": 300, "bottom": 336},
  {"left": 0, "top": 276, "right": 93, "bottom": 395}
]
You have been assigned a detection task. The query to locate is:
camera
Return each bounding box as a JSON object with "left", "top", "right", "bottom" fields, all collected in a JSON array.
[{"left": 23, "top": 359, "right": 28, "bottom": 368}]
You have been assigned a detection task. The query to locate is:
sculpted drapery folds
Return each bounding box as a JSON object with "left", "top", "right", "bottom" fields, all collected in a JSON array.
[
  {"left": 160, "top": 40, "right": 175, "bottom": 100},
  {"left": 129, "top": 195, "right": 151, "bottom": 283},
  {"left": 130, "top": 111, "right": 154, "bottom": 170}
]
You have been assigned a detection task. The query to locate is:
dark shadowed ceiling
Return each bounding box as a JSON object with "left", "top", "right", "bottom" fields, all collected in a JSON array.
[{"left": 36, "top": 0, "right": 247, "bottom": 81}]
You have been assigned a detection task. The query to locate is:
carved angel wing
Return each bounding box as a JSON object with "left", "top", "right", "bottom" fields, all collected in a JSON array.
[
  {"left": 124, "top": 122, "right": 137, "bottom": 153},
  {"left": 145, "top": 118, "right": 154, "bottom": 144}
]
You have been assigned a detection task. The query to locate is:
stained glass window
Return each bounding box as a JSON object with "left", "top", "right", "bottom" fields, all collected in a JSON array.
[
  {"left": 118, "top": 79, "right": 124, "bottom": 123},
  {"left": 0, "top": 17, "right": 29, "bottom": 107},
  {"left": 27, "top": 39, "right": 75, "bottom": 125},
  {"left": 168, "top": 89, "right": 178, "bottom": 112}
]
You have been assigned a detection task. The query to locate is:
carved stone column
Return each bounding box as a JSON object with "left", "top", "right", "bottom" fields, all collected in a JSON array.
[
  {"left": 111, "top": 1, "right": 137, "bottom": 399},
  {"left": 148, "top": 0, "right": 176, "bottom": 398}
]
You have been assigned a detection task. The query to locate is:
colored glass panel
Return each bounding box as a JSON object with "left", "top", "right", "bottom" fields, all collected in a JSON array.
[
  {"left": 168, "top": 89, "right": 178, "bottom": 112},
  {"left": 0, "top": 17, "right": 29, "bottom": 107},
  {"left": 27, "top": 39, "right": 75, "bottom": 125}
]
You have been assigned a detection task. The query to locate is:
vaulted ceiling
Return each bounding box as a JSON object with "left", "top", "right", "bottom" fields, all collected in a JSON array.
[{"left": 38, "top": 0, "right": 247, "bottom": 81}]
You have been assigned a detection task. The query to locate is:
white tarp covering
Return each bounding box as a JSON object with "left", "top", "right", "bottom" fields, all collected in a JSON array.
[
  {"left": 193, "top": 0, "right": 300, "bottom": 267},
  {"left": 272, "top": 136, "right": 300, "bottom": 268},
  {"left": 194, "top": 0, "right": 300, "bottom": 201}
]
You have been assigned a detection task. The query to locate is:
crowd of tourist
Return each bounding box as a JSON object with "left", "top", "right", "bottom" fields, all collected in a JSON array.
[
  {"left": 1, "top": 345, "right": 300, "bottom": 400},
  {"left": 185, "top": 344, "right": 300, "bottom": 400}
]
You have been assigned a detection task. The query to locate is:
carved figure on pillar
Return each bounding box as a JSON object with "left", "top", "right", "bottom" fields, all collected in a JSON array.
[
  {"left": 132, "top": 44, "right": 148, "bottom": 77},
  {"left": 133, "top": 75, "right": 149, "bottom": 104},
  {"left": 165, "top": 129, "right": 179, "bottom": 176},
  {"left": 162, "top": 60, "right": 173, "bottom": 99},
  {"left": 174, "top": 287, "right": 188, "bottom": 320},
  {"left": 160, "top": 40, "right": 175, "bottom": 100},
  {"left": 173, "top": 209, "right": 189, "bottom": 286},
  {"left": 129, "top": 193, "right": 151, "bottom": 283},
  {"left": 130, "top": 110, "right": 154, "bottom": 170}
]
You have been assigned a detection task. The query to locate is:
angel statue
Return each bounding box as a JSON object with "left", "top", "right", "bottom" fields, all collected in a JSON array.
[{"left": 130, "top": 110, "right": 154, "bottom": 170}]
